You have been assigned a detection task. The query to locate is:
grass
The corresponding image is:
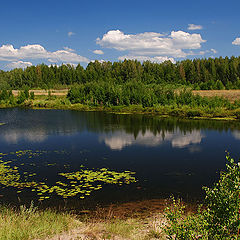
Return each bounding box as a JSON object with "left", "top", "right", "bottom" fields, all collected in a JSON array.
[
  {"left": 0, "top": 200, "right": 171, "bottom": 240},
  {"left": 0, "top": 203, "right": 80, "bottom": 240}
]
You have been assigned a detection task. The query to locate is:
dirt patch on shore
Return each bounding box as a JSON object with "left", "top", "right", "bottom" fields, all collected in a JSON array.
[{"left": 40, "top": 199, "right": 198, "bottom": 240}]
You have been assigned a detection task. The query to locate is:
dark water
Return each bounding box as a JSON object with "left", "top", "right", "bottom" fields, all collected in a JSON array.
[{"left": 0, "top": 108, "right": 240, "bottom": 209}]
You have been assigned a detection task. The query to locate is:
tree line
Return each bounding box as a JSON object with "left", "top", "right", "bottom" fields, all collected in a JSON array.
[{"left": 1, "top": 56, "right": 240, "bottom": 90}]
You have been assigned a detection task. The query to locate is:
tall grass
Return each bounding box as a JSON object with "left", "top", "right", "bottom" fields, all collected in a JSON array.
[{"left": 0, "top": 203, "right": 79, "bottom": 240}]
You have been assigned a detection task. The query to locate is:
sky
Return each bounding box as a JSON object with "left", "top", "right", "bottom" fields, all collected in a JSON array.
[{"left": 0, "top": 0, "right": 240, "bottom": 70}]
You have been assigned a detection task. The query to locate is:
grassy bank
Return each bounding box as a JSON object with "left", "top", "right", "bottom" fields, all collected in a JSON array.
[
  {"left": 1, "top": 88, "right": 240, "bottom": 120},
  {"left": 0, "top": 204, "right": 79, "bottom": 240},
  {"left": 1, "top": 96, "right": 240, "bottom": 121},
  {"left": 0, "top": 200, "right": 189, "bottom": 240}
]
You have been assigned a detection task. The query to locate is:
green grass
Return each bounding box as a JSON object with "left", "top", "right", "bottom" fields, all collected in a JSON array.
[
  {"left": 0, "top": 202, "right": 167, "bottom": 240},
  {"left": 0, "top": 204, "right": 79, "bottom": 240},
  {"left": 104, "top": 219, "right": 140, "bottom": 239}
]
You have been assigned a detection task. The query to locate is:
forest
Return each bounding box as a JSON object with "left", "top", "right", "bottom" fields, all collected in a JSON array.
[
  {"left": 1, "top": 56, "right": 240, "bottom": 116},
  {"left": 0, "top": 56, "right": 240, "bottom": 90}
]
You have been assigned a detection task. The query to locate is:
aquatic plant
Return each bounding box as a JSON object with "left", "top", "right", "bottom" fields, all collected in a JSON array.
[{"left": 0, "top": 150, "right": 136, "bottom": 201}]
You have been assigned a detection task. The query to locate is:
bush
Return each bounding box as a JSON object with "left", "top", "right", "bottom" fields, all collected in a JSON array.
[
  {"left": 203, "top": 154, "right": 240, "bottom": 238},
  {"left": 164, "top": 154, "right": 240, "bottom": 239},
  {"left": 17, "top": 90, "right": 28, "bottom": 104},
  {"left": 30, "top": 91, "right": 35, "bottom": 100}
]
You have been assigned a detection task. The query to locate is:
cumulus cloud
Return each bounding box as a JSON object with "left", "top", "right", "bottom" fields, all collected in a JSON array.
[
  {"left": 118, "top": 55, "right": 175, "bottom": 63},
  {"left": 68, "top": 31, "right": 75, "bottom": 37},
  {"left": 6, "top": 60, "right": 32, "bottom": 69},
  {"left": 93, "top": 49, "right": 104, "bottom": 55},
  {"left": 90, "top": 59, "right": 106, "bottom": 63},
  {"left": 232, "top": 37, "right": 240, "bottom": 45},
  {"left": 47, "top": 50, "right": 89, "bottom": 63},
  {"left": 211, "top": 48, "right": 217, "bottom": 54},
  {"left": 0, "top": 44, "right": 89, "bottom": 65},
  {"left": 63, "top": 46, "right": 75, "bottom": 52},
  {"left": 188, "top": 24, "right": 203, "bottom": 30},
  {"left": 96, "top": 30, "right": 206, "bottom": 58}
]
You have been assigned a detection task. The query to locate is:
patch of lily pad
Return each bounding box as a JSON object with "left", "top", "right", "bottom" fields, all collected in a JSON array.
[{"left": 0, "top": 150, "right": 136, "bottom": 201}]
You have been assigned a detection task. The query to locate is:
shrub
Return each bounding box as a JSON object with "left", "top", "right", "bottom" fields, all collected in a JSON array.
[
  {"left": 30, "top": 91, "right": 35, "bottom": 100},
  {"left": 17, "top": 91, "right": 28, "bottom": 104},
  {"left": 203, "top": 154, "right": 240, "bottom": 238},
  {"left": 164, "top": 154, "right": 240, "bottom": 239}
]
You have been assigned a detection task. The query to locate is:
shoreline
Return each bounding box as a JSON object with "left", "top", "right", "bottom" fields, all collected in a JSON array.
[
  {"left": 0, "top": 100, "right": 239, "bottom": 121},
  {"left": 0, "top": 198, "right": 198, "bottom": 240}
]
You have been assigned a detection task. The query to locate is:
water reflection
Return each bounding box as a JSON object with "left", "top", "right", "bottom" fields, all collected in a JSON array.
[
  {"left": 1, "top": 109, "right": 240, "bottom": 204},
  {"left": 99, "top": 130, "right": 204, "bottom": 150},
  {"left": 2, "top": 129, "right": 47, "bottom": 143},
  {"left": 0, "top": 109, "right": 240, "bottom": 147},
  {"left": 232, "top": 130, "right": 240, "bottom": 140}
]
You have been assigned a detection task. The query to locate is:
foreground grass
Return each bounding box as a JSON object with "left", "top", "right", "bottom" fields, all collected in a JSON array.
[
  {"left": 0, "top": 204, "right": 80, "bottom": 240},
  {"left": 0, "top": 203, "right": 167, "bottom": 240},
  {"left": 0, "top": 197, "right": 198, "bottom": 240}
]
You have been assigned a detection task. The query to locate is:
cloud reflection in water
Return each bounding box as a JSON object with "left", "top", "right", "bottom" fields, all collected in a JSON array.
[{"left": 99, "top": 129, "right": 204, "bottom": 150}]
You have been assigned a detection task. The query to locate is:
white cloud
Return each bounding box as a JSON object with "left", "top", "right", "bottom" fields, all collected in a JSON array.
[
  {"left": 93, "top": 49, "right": 104, "bottom": 55},
  {"left": 199, "top": 51, "right": 206, "bottom": 55},
  {"left": 63, "top": 47, "right": 75, "bottom": 52},
  {"left": 68, "top": 31, "right": 75, "bottom": 37},
  {"left": 211, "top": 48, "right": 217, "bottom": 54},
  {"left": 91, "top": 59, "right": 106, "bottom": 63},
  {"left": 0, "top": 44, "right": 89, "bottom": 65},
  {"left": 6, "top": 61, "right": 32, "bottom": 69},
  {"left": 47, "top": 50, "right": 89, "bottom": 63},
  {"left": 188, "top": 24, "right": 203, "bottom": 30},
  {"left": 232, "top": 37, "right": 240, "bottom": 45},
  {"left": 118, "top": 55, "right": 175, "bottom": 63},
  {"left": 97, "top": 30, "right": 206, "bottom": 58}
]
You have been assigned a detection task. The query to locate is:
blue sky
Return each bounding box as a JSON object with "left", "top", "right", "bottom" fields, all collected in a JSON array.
[{"left": 0, "top": 0, "right": 240, "bottom": 69}]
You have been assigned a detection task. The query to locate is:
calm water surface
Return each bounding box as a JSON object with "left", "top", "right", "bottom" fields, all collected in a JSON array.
[{"left": 0, "top": 108, "right": 240, "bottom": 209}]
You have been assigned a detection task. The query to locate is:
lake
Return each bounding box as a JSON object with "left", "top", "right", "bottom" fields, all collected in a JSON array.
[{"left": 0, "top": 108, "right": 240, "bottom": 209}]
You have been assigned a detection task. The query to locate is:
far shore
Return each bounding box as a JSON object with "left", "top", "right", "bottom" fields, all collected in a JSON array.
[
  {"left": 10, "top": 89, "right": 240, "bottom": 102},
  {"left": 1, "top": 89, "right": 240, "bottom": 121}
]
